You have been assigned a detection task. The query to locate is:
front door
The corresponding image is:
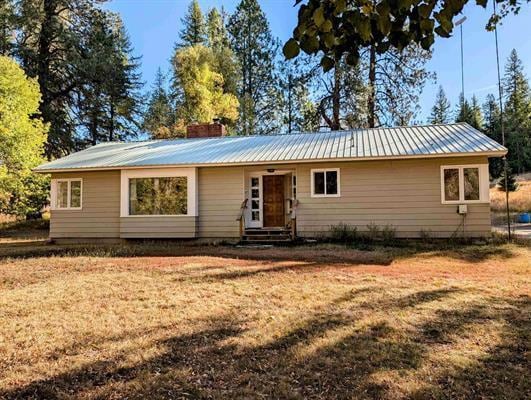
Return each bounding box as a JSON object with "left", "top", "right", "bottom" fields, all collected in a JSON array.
[{"left": 263, "top": 175, "right": 285, "bottom": 227}]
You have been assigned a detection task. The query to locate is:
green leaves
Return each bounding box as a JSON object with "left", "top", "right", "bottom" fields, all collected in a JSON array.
[
  {"left": 320, "top": 55, "right": 335, "bottom": 71},
  {"left": 283, "top": 38, "right": 300, "bottom": 59},
  {"left": 289, "top": 0, "right": 527, "bottom": 72}
]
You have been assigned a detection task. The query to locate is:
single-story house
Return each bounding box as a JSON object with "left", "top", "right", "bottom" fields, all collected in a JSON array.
[{"left": 34, "top": 122, "right": 506, "bottom": 242}]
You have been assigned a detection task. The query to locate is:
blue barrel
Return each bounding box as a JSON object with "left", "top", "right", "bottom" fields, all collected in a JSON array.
[{"left": 517, "top": 213, "right": 530, "bottom": 223}]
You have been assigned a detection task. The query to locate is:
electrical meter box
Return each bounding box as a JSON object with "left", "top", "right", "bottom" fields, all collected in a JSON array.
[{"left": 458, "top": 204, "right": 468, "bottom": 215}]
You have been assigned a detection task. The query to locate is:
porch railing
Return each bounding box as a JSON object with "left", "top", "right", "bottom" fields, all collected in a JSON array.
[
  {"left": 236, "top": 198, "right": 248, "bottom": 239},
  {"left": 290, "top": 198, "right": 299, "bottom": 240}
]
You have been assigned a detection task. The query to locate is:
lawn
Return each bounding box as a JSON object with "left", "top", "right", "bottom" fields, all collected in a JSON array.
[{"left": 0, "top": 237, "right": 529, "bottom": 399}]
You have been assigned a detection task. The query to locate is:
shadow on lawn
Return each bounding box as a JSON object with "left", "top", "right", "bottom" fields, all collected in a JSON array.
[
  {"left": 2, "top": 290, "right": 528, "bottom": 400},
  {"left": 0, "top": 238, "right": 525, "bottom": 267}
]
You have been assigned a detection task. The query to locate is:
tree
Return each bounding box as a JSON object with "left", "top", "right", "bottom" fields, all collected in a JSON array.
[
  {"left": 469, "top": 95, "right": 484, "bottom": 130},
  {"left": 498, "top": 167, "right": 519, "bottom": 192},
  {"left": 206, "top": 7, "right": 238, "bottom": 97},
  {"left": 284, "top": 0, "right": 529, "bottom": 71},
  {"left": 172, "top": 45, "right": 239, "bottom": 126},
  {"left": 278, "top": 54, "right": 319, "bottom": 133},
  {"left": 228, "top": 0, "right": 281, "bottom": 135},
  {"left": 179, "top": 0, "right": 206, "bottom": 47},
  {"left": 142, "top": 68, "right": 175, "bottom": 138},
  {"left": 15, "top": 0, "right": 109, "bottom": 158},
  {"left": 483, "top": 93, "right": 503, "bottom": 177},
  {"left": 429, "top": 85, "right": 451, "bottom": 124},
  {"left": 367, "top": 44, "right": 434, "bottom": 127},
  {"left": 503, "top": 49, "right": 531, "bottom": 173},
  {"left": 76, "top": 10, "right": 143, "bottom": 145},
  {"left": 455, "top": 94, "right": 474, "bottom": 125},
  {"left": 0, "top": 0, "right": 15, "bottom": 56},
  {"left": 0, "top": 56, "right": 48, "bottom": 216}
]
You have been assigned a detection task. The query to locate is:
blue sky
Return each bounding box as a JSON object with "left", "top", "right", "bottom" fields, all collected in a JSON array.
[{"left": 106, "top": 0, "right": 531, "bottom": 123}]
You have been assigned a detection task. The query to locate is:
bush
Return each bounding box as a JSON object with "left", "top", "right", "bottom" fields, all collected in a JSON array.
[
  {"left": 329, "top": 223, "right": 357, "bottom": 243},
  {"left": 419, "top": 229, "right": 433, "bottom": 242},
  {"left": 381, "top": 224, "right": 396, "bottom": 243},
  {"left": 365, "top": 222, "right": 380, "bottom": 241}
]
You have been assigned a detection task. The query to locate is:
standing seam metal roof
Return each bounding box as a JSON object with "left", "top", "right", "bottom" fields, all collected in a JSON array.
[{"left": 35, "top": 123, "right": 507, "bottom": 172}]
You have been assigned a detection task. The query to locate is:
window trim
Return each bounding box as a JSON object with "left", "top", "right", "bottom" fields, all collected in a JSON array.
[
  {"left": 51, "top": 178, "right": 83, "bottom": 210},
  {"left": 310, "top": 168, "right": 341, "bottom": 198},
  {"left": 120, "top": 168, "right": 197, "bottom": 217},
  {"left": 440, "top": 164, "right": 489, "bottom": 204}
]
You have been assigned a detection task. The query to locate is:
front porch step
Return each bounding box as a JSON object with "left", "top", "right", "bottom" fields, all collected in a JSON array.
[{"left": 241, "top": 228, "right": 293, "bottom": 244}]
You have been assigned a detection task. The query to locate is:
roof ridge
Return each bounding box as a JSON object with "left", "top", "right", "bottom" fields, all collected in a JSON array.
[{"left": 121, "top": 122, "right": 470, "bottom": 145}]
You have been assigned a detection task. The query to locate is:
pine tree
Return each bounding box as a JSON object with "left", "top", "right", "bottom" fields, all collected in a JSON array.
[
  {"left": 469, "top": 95, "right": 484, "bottom": 130},
  {"left": 0, "top": 0, "right": 15, "bottom": 56},
  {"left": 503, "top": 49, "right": 531, "bottom": 174},
  {"left": 143, "top": 68, "right": 174, "bottom": 138},
  {"left": 206, "top": 7, "right": 238, "bottom": 98},
  {"left": 429, "top": 86, "right": 451, "bottom": 124},
  {"left": 483, "top": 94, "right": 503, "bottom": 177},
  {"left": 455, "top": 94, "right": 474, "bottom": 125},
  {"left": 498, "top": 167, "right": 519, "bottom": 192},
  {"left": 228, "top": 0, "right": 280, "bottom": 135},
  {"left": 76, "top": 10, "right": 142, "bottom": 145},
  {"left": 179, "top": 0, "right": 206, "bottom": 47}
]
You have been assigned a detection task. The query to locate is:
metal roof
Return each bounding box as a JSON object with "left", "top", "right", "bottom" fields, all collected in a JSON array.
[{"left": 35, "top": 123, "right": 506, "bottom": 172}]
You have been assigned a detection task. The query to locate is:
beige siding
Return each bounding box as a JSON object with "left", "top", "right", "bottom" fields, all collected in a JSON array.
[
  {"left": 198, "top": 166, "right": 243, "bottom": 238},
  {"left": 120, "top": 216, "right": 197, "bottom": 238},
  {"left": 294, "top": 156, "right": 491, "bottom": 238},
  {"left": 49, "top": 155, "right": 492, "bottom": 240},
  {"left": 50, "top": 171, "right": 121, "bottom": 238}
]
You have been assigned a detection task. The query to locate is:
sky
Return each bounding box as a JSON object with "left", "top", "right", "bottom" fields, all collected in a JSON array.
[{"left": 105, "top": 0, "right": 531, "bottom": 123}]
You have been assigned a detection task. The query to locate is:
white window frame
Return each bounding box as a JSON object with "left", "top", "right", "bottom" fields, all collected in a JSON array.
[
  {"left": 120, "top": 168, "right": 198, "bottom": 217},
  {"left": 50, "top": 178, "right": 83, "bottom": 210},
  {"left": 440, "top": 164, "right": 489, "bottom": 204},
  {"left": 311, "top": 168, "right": 341, "bottom": 198}
]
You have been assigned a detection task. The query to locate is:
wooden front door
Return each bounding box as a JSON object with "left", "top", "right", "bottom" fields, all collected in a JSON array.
[{"left": 263, "top": 175, "right": 285, "bottom": 227}]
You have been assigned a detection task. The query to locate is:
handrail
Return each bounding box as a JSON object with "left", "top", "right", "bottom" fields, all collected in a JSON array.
[
  {"left": 237, "top": 198, "right": 248, "bottom": 239},
  {"left": 236, "top": 198, "right": 248, "bottom": 221},
  {"left": 291, "top": 199, "right": 299, "bottom": 219}
]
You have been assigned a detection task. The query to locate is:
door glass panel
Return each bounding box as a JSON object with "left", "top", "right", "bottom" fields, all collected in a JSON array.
[
  {"left": 464, "top": 168, "right": 480, "bottom": 200},
  {"left": 252, "top": 211, "right": 260, "bottom": 221},
  {"left": 444, "top": 168, "right": 460, "bottom": 201},
  {"left": 251, "top": 200, "right": 259, "bottom": 209},
  {"left": 251, "top": 177, "right": 259, "bottom": 187},
  {"left": 251, "top": 188, "right": 259, "bottom": 198}
]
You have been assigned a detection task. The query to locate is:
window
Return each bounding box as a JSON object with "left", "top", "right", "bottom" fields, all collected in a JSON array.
[
  {"left": 441, "top": 165, "right": 488, "bottom": 204},
  {"left": 250, "top": 176, "right": 261, "bottom": 221},
  {"left": 311, "top": 169, "right": 340, "bottom": 197},
  {"left": 129, "top": 177, "right": 187, "bottom": 215},
  {"left": 52, "top": 179, "right": 82, "bottom": 210}
]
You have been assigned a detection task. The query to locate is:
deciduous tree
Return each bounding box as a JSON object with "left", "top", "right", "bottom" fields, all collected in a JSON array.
[{"left": 0, "top": 56, "right": 48, "bottom": 216}]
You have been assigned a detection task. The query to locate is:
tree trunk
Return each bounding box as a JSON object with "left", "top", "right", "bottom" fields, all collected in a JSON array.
[
  {"left": 367, "top": 44, "right": 376, "bottom": 128},
  {"left": 38, "top": 0, "right": 55, "bottom": 158}
]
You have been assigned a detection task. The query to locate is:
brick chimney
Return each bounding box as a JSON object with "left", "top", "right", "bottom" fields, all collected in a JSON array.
[{"left": 186, "top": 120, "right": 226, "bottom": 138}]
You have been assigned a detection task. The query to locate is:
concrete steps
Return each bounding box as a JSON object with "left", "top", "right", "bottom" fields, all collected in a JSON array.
[{"left": 241, "top": 228, "right": 293, "bottom": 244}]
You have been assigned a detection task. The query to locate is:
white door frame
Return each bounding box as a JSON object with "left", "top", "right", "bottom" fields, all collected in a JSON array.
[{"left": 245, "top": 169, "right": 295, "bottom": 229}]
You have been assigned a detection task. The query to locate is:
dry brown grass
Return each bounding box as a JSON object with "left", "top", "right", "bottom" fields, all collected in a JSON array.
[
  {"left": 491, "top": 179, "right": 531, "bottom": 212},
  {"left": 0, "top": 238, "right": 529, "bottom": 399}
]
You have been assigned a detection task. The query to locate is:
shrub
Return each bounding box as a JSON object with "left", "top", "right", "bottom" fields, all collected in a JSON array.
[
  {"left": 381, "top": 224, "right": 396, "bottom": 243},
  {"left": 419, "top": 229, "right": 433, "bottom": 242},
  {"left": 329, "top": 223, "right": 357, "bottom": 243},
  {"left": 365, "top": 222, "right": 380, "bottom": 241}
]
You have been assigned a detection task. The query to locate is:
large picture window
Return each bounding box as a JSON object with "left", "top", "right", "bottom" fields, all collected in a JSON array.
[
  {"left": 129, "top": 177, "right": 187, "bottom": 215},
  {"left": 311, "top": 168, "right": 340, "bottom": 197},
  {"left": 52, "top": 179, "right": 82, "bottom": 210},
  {"left": 441, "top": 165, "right": 488, "bottom": 204}
]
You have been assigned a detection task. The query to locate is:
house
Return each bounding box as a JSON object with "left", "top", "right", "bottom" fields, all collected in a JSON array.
[{"left": 34, "top": 122, "right": 506, "bottom": 242}]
